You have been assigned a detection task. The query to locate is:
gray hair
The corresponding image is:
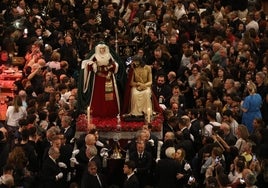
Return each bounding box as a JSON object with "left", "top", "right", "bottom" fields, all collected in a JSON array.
[
  {"left": 245, "top": 172, "right": 256, "bottom": 186},
  {"left": 165, "top": 147, "right": 175, "bottom": 159},
  {"left": 86, "top": 145, "right": 98, "bottom": 157}
]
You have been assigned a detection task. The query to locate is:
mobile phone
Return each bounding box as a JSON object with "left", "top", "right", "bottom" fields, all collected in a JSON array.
[
  {"left": 253, "top": 154, "right": 257, "bottom": 161},
  {"left": 215, "top": 156, "right": 220, "bottom": 163}
]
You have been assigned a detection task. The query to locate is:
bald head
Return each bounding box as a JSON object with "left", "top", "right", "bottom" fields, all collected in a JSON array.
[
  {"left": 85, "top": 133, "right": 96, "bottom": 146},
  {"left": 220, "top": 122, "right": 231, "bottom": 135}
]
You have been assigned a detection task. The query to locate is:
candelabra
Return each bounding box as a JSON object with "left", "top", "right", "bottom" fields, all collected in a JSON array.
[{"left": 110, "top": 114, "right": 123, "bottom": 159}]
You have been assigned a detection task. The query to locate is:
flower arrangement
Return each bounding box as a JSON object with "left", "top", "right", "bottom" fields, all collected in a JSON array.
[
  {"left": 76, "top": 113, "right": 163, "bottom": 132},
  {"left": 75, "top": 114, "right": 89, "bottom": 132}
]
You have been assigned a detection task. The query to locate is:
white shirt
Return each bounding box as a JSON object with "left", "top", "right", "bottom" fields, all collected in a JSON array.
[
  {"left": 204, "top": 121, "right": 221, "bottom": 136},
  {"left": 230, "top": 120, "right": 239, "bottom": 138},
  {"left": 174, "top": 5, "right": 186, "bottom": 20},
  {"left": 46, "top": 61, "right": 61, "bottom": 70},
  {"left": 6, "top": 106, "right": 27, "bottom": 127},
  {"left": 127, "top": 172, "right": 135, "bottom": 180}
]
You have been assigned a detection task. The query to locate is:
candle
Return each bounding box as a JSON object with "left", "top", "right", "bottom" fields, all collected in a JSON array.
[
  {"left": 147, "top": 108, "right": 151, "bottom": 123},
  {"left": 87, "top": 106, "right": 90, "bottom": 125}
]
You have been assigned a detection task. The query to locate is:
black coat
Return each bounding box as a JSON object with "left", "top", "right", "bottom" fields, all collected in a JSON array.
[
  {"left": 40, "top": 157, "right": 64, "bottom": 188},
  {"left": 0, "top": 142, "right": 10, "bottom": 172},
  {"left": 60, "top": 126, "right": 75, "bottom": 145},
  {"left": 129, "top": 150, "right": 153, "bottom": 188},
  {"left": 152, "top": 83, "right": 172, "bottom": 105},
  {"left": 189, "top": 119, "right": 202, "bottom": 152},
  {"left": 81, "top": 172, "right": 107, "bottom": 188},
  {"left": 155, "top": 158, "right": 180, "bottom": 188},
  {"left": 123, "top": 174, "right": 139, "bottom": 188}
]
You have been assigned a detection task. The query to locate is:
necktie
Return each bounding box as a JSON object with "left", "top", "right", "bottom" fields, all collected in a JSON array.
[{"left": 139, "top": 153, "right": 142, "bottom": 159}]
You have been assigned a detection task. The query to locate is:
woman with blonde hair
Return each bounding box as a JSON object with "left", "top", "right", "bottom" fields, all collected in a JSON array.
[
  {"left": 174, "top": 148, "right": 192, "bottom": 188},
  {"left": 235, "top": 125, "right": 250, "bottom": 154},
  {"left": 46, "top": 51, "right": 61, "bottom": 70},
  {"left": 5, "top": 96, "right": 27, "bottom": 146},
  {"left": 241, "top": 81, "right": 262, "bottom": 133}
]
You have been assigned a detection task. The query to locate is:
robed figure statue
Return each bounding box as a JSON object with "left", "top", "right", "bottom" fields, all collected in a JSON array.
[{"left": 77, "top": 42, "right": 126, "bottom": 117}]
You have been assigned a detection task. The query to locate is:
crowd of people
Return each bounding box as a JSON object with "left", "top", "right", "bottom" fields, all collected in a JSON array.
[{"left": 0, "top": 0, "right": 268, "bottom": 187}]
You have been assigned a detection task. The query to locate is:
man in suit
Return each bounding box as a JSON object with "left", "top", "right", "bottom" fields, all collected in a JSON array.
[
  {"left": 75, "top": 144, "right": 102, "bottom": 184},
  {"left": 142, "top": 124, "right": 159, "bottom": 159},
  {"left": 60, "top": 115, "right": 75, "bottom": 145},
  {"left": 177, "top": 116, "right": 195, "bottom": 162},
  {"left": 179, "top": 116, "right": 194, "bottom": 142},
  {"left": 188, "top": 109, "right": 202, "bottom": 152},
  {"left": 76, "top": 133, "right": 97, "bottom": 164},
  {"left": 219, "top": 122, "right": 237, "bottom": 146},
  {"left": 155, "top": 147, "right": 180, "bottom": 188},
  {"left": 40, "top": 146, "right": 65, "bottom": 188},
  {"left": 81, "top": 161, "right": 107, "bottom": 188},
  {"left": 129, "top": 140, "right": 153, "bottom": 188},
  {"left": 152, "top": 74, "right": 172, "bottom": 107},
  {"left": 123, "top": 160, "right": 139, "bottom": 188},
  {"left": 162, "top": 116, "right": 179, "bottom": 139}
]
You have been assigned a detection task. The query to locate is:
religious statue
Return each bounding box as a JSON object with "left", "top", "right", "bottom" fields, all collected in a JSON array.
[
  {"left": 77, "top": 42, "right": 126, "bottom": 117},
  {"left": 126, "top": 56, "right": 153, "bottom": 120}
]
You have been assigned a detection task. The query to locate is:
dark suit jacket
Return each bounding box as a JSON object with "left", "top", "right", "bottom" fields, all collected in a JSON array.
[
  {"left": 40, "top": 157, "right": 64, "bottom": 188},
  {"left": 152, "top": 83, "right": 172, "bottom": 104},
  {"left": 81, "top": 172, "right": 107, "bottom": 188},
  {"left": 181, "top": 127, "right": 191, "bottom": 141},
  {"left": 20, "top": 142, "right": 39, "bottom": 173},
  {"left": 59, "top": 144, "right": 73, "bottom": 169},
  {"left": 60, "top": 126, "right": 75, "bottom": 145},
  {"left": 223, "top": 132, "right": 237, "bottom": 146},
  {"left": 129, "top": 150, "right": 153, "bottom": 187},
  {"left": 155, "top": 158, "right": 180, "bottom": 188},
  {"left": 0, "top": 142, "right": 10, "bottom": 172},
  {"left": 75, "top": 151, "right": 102, "bottom": 183},
  {"left": 148, "top": 133, "right": 159, "bottom": 159},
  {"left": 162, "top": 122, "right": 175, "bottom": 139},
  {"left": 160, "top": 139, "right": 178, "bottom": 159},
  {"left": 123, "top": 174, "right": 139, "bottom": 188},
  {"left": 189, "top": 119, "right": 202, "bottom": 151}
]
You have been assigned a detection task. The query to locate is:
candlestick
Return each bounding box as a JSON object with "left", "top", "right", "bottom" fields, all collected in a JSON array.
[
  {"left": 87, "top": 106, "right": 90, "bottom": 125},
  {"left": 147, "top": 108, "right": 151, "bottom": 123},
  {"left": 115, "top": 32, "right": 118, "bottom": 53},
  {"left": 117, "top": 114, "right": 121, "bottom": 124}
]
